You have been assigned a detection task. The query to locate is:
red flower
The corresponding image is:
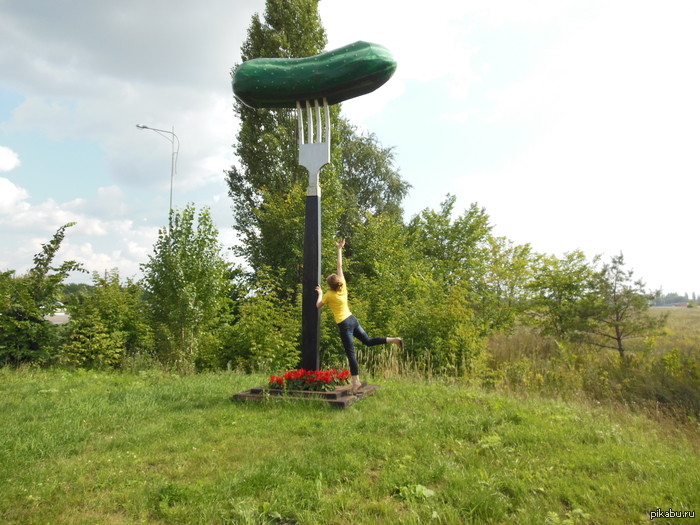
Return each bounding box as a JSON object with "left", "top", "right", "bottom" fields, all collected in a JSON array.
[{"left": 267, "top": 368, "right": 351, "bottom": 391}]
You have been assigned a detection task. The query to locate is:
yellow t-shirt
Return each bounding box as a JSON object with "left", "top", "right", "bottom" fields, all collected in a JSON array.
[{"left": 322, "top": 278, "right": 352, "bottom": 324}]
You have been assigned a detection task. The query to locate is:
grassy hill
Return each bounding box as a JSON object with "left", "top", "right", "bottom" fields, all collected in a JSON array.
[{"left": 1, "top": 368, "right": 698, "bottom": 524}]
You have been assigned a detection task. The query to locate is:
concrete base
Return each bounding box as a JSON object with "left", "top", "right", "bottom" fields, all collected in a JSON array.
[{"left": 232, "top": 383, "right": 380, "bottom": 409}]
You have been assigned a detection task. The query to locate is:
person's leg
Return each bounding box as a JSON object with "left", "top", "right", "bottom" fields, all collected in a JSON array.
[
  {"left": 352, "top": 321, "right": 387, "bottom": 347},
  {"left": 338, "top": 316, "right": 359, "bottom": 377},
  {"left": 353, "top": 321, "right": 403, "bottom": 348}
]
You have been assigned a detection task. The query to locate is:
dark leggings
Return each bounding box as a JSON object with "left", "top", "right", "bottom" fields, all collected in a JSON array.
[{"left": 337, "top": 315, "right": 387, "bottom": 376}]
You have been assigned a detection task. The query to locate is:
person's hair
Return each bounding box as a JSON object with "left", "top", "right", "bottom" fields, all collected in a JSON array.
[{"left": 326, "top": 273, "right": 343, "bottom": 291}]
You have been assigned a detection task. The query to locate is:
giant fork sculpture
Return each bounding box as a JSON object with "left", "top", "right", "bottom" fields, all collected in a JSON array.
[
  {"left": 297, "top": 98, "right": 330, "bottom": 370},
  {"left": 231, "top": 41, "right": 396, "bottom": 373}
]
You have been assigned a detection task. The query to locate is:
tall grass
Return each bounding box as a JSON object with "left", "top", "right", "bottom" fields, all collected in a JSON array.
[
  {"left": 483, "top": 307, "right": 700, "bottom": 421},
  {"left": 651, "top": 306, "right": 700, "bottom": 353},
  {"left": 1, "top": 368, "right": 698, "bottom": 524},
  {"left": 357, "top": 308, "right": 700, "bottom": 421},
  {"left": 358, "top": 341, "right": 437, "bottom": 380}
]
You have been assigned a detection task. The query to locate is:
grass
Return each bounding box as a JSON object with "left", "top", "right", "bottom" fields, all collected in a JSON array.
[
  {"left": 1, "top": 368, "right": 698, "bottom": 524},
  {"left": 652, "top": 306, "right": 700, "bottom": 354},
  {"left": 481, "top": 307, "right": 700, "bottom": 420}
]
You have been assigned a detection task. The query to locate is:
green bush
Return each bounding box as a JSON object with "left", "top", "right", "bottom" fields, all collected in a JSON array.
[
  {"left": 58, "top": 271, "right": 154, "bottom": 370},
  {"left": 222, "top": 269, "right": 300, "bottom": 372},
  {"left": 0, "top": 224, "right": 84, "bottom": 366},
  {"left": 482, "top": 313, "right": 700, "bottom": 419}
]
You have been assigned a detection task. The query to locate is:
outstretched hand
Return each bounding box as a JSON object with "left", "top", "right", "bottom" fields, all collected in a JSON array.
[
  {"left": 336, "top": 238, "right": 346, "bottom": 250},
  {"left": 315, "top": 285, "right": 322, "bottom": 294}
]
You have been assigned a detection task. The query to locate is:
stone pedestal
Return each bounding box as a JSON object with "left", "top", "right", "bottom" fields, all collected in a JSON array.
[{"left": 233, "top": 383, "right": 380, "bottom": 409}]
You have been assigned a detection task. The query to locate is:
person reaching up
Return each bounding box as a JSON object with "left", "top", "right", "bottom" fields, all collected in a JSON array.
[{"left": 316, "top": 238, "right": 403, "bottom": 392}]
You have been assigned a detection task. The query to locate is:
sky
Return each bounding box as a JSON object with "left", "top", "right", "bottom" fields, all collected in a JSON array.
[{"left": 1, "top": 0, "right": 698, "bottom": 296}]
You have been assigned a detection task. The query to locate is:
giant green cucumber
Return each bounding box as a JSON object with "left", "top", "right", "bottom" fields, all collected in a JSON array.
[{"left": 232, "top": 41, "right": 397, "bottom": 109}]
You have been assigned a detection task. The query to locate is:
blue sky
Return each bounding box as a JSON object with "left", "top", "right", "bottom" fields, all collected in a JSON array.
[{"left": 1, "top": 0, "right": 698, "bottom": 296}]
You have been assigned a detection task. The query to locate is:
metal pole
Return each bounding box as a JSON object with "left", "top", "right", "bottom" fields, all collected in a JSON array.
[
  {"left": 301, "top": 194, "right": 321, "bottom": 370},
  {"left": 169, "top": 125, "right": 175, "bottom": 213},
  {"left": 136, "top": 124, "right": 180, "bottom": 214}
]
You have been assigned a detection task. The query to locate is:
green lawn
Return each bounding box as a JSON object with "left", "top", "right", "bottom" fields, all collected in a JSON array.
[{"left": 1, "top": 368, "right": 698, "bottom": 524}]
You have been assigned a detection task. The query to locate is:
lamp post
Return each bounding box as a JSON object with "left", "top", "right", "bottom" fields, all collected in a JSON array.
[{"left": 136, "top": 124, "right": 180, "bottom": 212}]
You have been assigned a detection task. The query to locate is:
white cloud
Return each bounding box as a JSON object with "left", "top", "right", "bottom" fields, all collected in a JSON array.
[
  {"left": 0, "top": 177, "right": 30, "bottom": 213},
  {"left": 487, "top": 2, "right": 700, "bottom": 128},
  {"left": 319, "top": 0, "right": 592, "bottom": 125},
  {"left": 1, "top": 196, "right": 76, "bottom": 233},
  {"left": 320, "top": 1, "right": 481, "bottom": 123},
  {"left": 337, "top": 78, "right": 405, "bottom": 128},
  {"left": 0, "top": 178, "right": 158, "bottom": 279},
  {"left": 0, "top": 1, "right": 257, "bottom": 279},
  {"left": 63, "top": 185, "right": 129, "bottom": 220},
  {"left": 58, "top": 241, "right": 142, "bottom": 280},
  {"left": 452, "top": 1, "right": 700, "bottom": 293},
  {"left": 2, "top": 0, "right": 698, "bottom": 294},
  {"left": 0, "top": 146, "right": 21, "bottom": 172},
  {"left": 0, "top": 0, "right": 255, "bottom": 198},
  {"left": 442, "top": 107, "right": 478, "bottom": 124}
]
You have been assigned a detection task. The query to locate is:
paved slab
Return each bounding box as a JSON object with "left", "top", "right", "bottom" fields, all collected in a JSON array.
[{"left": 232, "top": 383, "right": 380, "bottom": 408}]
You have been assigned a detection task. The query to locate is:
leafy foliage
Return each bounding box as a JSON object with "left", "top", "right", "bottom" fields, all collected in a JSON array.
[
  {"left": 0, "top": 223, "right": 84, "bottom": 365},
  {"left": 226, "top": 0, "right": 409, "bottom": 298},
  {"left": 583, "top": 254, "right": 667, "bottom": 357},
  {"left": 528, "top": 250, "right": 597, "bottom": 338},
  {"left": 227, "top": 0, "right": 328, "bottom": 295},
  {"left": 59, "top": 270, "right": 154, "bottom": 369},
  {"left": 331, "top": 197, "right": 533, "bottom": 375},
  {"left": 221, "top": 268, "right": 301, "bottom": 373},
  {"left": 529, "top": 252, "right": 666, "bottom": 358},
  {"left": 141, "top": 205, "right": 232, "bottom": 368}
]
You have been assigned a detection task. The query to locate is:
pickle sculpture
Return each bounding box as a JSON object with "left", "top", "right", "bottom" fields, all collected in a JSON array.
[{"left": 232, "top": 41, "right": 397, "bottom": 109}]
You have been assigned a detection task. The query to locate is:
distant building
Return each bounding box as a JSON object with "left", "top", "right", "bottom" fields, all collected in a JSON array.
[{"left": 44, "top": 309, "right": 71, "bottom": 325}]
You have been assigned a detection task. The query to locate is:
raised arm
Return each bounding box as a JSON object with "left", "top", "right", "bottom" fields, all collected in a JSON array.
[{"left": 336, "top": 238, "right": 345, "bottom": 281}]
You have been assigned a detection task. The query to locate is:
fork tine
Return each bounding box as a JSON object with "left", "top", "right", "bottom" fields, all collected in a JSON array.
[
  {"left": 296, "top": 100, "right": 304, "bottom": 145},
  {"left": 315, "top": 100, "right": 322, "bottom": 143},
  {"left": 306, "top": 100, "right": 313, "bottom": 145},
  {"left": 297, "top": 99, "right": 331, "bottom": 145}
]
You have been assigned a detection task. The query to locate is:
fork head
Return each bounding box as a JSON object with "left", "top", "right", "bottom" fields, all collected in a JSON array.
[{"left": 297, "top": 98, "right": 330, "bottom": 196}]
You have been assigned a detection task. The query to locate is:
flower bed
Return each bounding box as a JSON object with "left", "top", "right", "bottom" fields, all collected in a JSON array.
[{"left": 268, "top": 369, "right": 351, "bottom": 392}]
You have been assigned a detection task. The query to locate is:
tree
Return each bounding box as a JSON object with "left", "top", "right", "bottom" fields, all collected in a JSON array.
[
  {"left": 348, "top": 210, "right": 481, "bottom": 375},
  {"left": 226, "top": 0, "right": 328, "bottom": 295},
  {"left": 407, "top": 195, "right": 530, "bottom": 336},
  {"left": 584, "top": 254, "right": 667, "bottom": 358},
  {"left": 477, "top": 236, "right": 534, "bottom": 333},
  {"left": 59, "top": 270, "right": 154, "bottom": 369},
  {"left": 334, "top": 119, "right": 408, "bottom": 235},
  {"left": 408, "top": 195, "right": 493, "bottom": 286},
  {"left": 226, "top": 0, "right": 409, "bottom": 297},
  {"left": 527, "top": 250, "right": 598, "bottom": 338},
  {"left": 334, "top": 195, "right": 532, "bottom": 375},
  {"left": 528, "top": 252, "right": 666, "bottom": 359},
  {"left": 655, "top": 292, "right": 689, "bottom": 306},
  {"left": 222, "top": 267, "right": 301, "bottom": 372},
  {"left": 0, "top": 223, "right": 84, "bottom": 365},
  {"left": 141, "top": 205, "right": 232, "bottom": 368}
]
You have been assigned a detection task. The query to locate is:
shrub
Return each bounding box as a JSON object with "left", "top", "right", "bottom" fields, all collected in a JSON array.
[
  {"left": 58, "top": 271, "right": 154, "bottom": 369},
  {"left": 222, "top": 269, "right": 300, "bottom": 373}
]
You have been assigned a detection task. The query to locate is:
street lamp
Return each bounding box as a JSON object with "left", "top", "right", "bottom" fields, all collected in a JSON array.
[{"left": 136, "top": 124, "right": 180, "bottom": 213}]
